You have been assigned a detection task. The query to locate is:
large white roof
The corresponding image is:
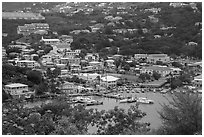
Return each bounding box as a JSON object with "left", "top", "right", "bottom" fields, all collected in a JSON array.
[
  {"left": 5, "top": 83, "right": 28, "bottom": 88},
  {"left": 101, "top": 76, "right": 119, "bottom": 82}
]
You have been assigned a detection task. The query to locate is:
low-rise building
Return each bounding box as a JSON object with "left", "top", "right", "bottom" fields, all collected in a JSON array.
[
  {"left": 4, "top": 83, "right": 30, "bottom": 98},
  {"left": 192, "top": 74, "right": 202, "bottom": 89},
  {"left": 147, "top": 54, "right": 170, "bottom": 63},
  {"left": 141, "top": 65, "right": 173, "bottom": 77},
  {"left": 85, "top": 53, "right": 99, "bottom": 61},
  {"left": 134, "top": 54, "right": 148, "bottom": 60},
  {"left": 16, "top": 60, "right": 36, "bottom": 68},
  {"left": 70, "top": 64, "right": 81, "bottom": 72},
  {"left": 60, "top": 81, "right": 78, "bottom": 94},
  {"left": 41, "top": 36, "right": 60, "bottom": 45},
  {"left": 101, "top": 75, "right": 119, "bottom": 87},
  {"left": 89, "top": 61, "right": 103, "bottom": 70},
  {"left": 105, "top": 59, "right": 115, "bottom": 69},
  {"left": 64, "top": 51, "right": 79, "bottom": 58},
  {"left": 60, "top": 57, "right": 80, "bottom": 65}
]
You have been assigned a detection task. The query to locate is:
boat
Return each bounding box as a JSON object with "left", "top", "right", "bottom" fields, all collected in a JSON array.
[
  {"left": 160, "top": 89, "right": 168, "bottom": 94},
  {"left": 119, "top": 97, "right": 137, "bottom": 103},
  {"left": 73, "top": 96, "right": 92, "bottom": 103},
  {"left": 137, "top": 97, "right": 154, "bottom": 104},
  {"left": 86, "top": 100, "right": 103, "bottom": 106}
]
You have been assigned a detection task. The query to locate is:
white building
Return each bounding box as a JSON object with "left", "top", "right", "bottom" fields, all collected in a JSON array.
[
  {"left": 134, "top": 54, "right": 148, "bottom": 60},
  {"left": 60, "top": 81, "right": 78, "bottom": 94},
  {"left": 192, "top": 74, "right": 202, "bottom": 89},
  {"left": 147, "top": 54, "right": 170, "bottom": 63},
  {"left": 141, "top": 65, "right": 173, "bottom": 77},
  {"left": 85, "top": 53, "right": 99, "bottom": 61},
  {"left": 16, "top": 60, "right": 36, "bottom": 68},
  {"left": 64, "top": 51, "right": 79, "bottom": 58},
  {"left": 89, "top": 61, "right": 103, "bottom": 70},
  {"left": 101, "top": 76, "right": 119, "bottom": 87},
  {"left": 4, "top": 83, "right": 29, "bottom": 98},
  {"left": 41, "top": 36, "right": 60, "bottom": 45}
]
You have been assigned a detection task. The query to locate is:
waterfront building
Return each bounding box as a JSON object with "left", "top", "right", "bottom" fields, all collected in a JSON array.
[
  {"left": 16, "top": 60, "right": 36, "bottom": 68},
  {"left": 4, "top": 83, "right": 31, "bottom": 98},
  {"left": 141, "top": 65, "right": 173, "bottom": 77},
  {"left": 61, "top": 81, "right": 78, "bottom": 94},
  {"left": 101, "top": 75, "right": 119, "bottom": 87}
]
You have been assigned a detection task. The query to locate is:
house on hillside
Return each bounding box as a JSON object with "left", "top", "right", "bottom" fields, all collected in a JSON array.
[
  {"left": 41, "top": 36, "right": 60, "bottom": 45},
  {"left": 16, "top": 60, "right": 36, "bottom": 68},
  {"left": 192, "top": 74, "right": 202, "bottom": 89},
  {"left": 4, "top": 83, "right": 34, "bottom": 99}
]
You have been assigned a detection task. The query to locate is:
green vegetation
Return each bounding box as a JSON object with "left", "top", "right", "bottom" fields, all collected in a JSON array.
[
  {"left": 157, "top": 92, "right": 202, "bottom": 135},
  {"left": 2, "top": 99, "right": 150, "bottom": 135}
]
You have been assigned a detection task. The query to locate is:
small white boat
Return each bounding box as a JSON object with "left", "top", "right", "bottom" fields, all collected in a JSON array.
[
  {"left": 137, "top": 97, "right": 154, "bottom": 104},
  {"left": 119, "top": 97, "right": 137, "bottom": 103}
]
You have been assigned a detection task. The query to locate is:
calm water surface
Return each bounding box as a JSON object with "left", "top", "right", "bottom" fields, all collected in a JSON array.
[
  {"left": 87, "top": 92, "right": 171, "bottom": 130},
  {"left": 24, "top": 92, "right": 172, "bottom": 133}
]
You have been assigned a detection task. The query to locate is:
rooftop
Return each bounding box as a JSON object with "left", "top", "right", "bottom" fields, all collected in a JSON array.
[
  {"left": 5, "top": 83, "right": 28, "bottom": 88},
  {"left": 101, "top": 76, "right": 119, "bottom": 82},
  {"left": 143, "top": 66, "right": 172, "bottom": 71}
]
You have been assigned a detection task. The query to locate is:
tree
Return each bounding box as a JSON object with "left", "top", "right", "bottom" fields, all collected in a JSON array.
[
  {"left": 157, "top": 92, "right": 202, "bottom": 135},
  {"left": 2, "top": 89, "right": 10, "bottom": 102},
  {"left": 156, "top": 61, "right": 163, "bottom": 66},
  {"left": 123, "top": 64, "right": 130, "bottom": 71},
  {"left": 35, "top": 82, "right": 48, "bottom": 95},
  {"left": 172, "top": 62, "right": 183, "bottom": 68},
  {"left": 27, "top": 70, "right": 42, "bottom": 85},
  {"left": 94, "top": 105, "right": 150, "bottom": 135},
  {"left": 152, "top": 71, "right": 161, "bottom": 80},
  {"left": 33, "top": 56, "right": 39, "bottom": 61},
  {"left": 114, "top": 59, "right": 121, "bottom": 69},
  {"left": 139, "top": 73, "right": 151, "bottom": 82},
  {"left": 170, "top": 78, "right": 182, "bottom": 89}
]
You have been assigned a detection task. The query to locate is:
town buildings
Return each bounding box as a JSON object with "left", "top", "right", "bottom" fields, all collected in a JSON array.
[{"left": 16, "top": 60, "right": 36, "bottom": 68}]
